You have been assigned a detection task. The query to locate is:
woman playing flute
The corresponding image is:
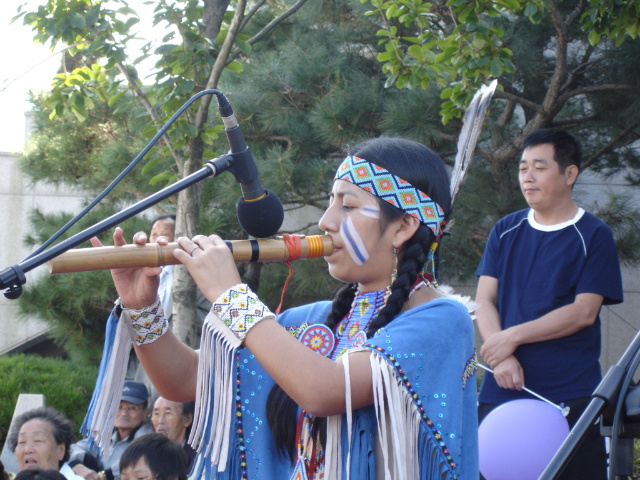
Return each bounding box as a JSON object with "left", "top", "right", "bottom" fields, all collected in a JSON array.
[{"left": 96, "top": 137, "right": 479, "bottom": 479}]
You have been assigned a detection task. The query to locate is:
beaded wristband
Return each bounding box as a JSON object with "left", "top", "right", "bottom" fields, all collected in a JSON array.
[
  {"left": 211, "top": 283, "right": 274, "bottom": 342},
  {"left": 120, "top": 297, "right": 169, "bottom": 346}
]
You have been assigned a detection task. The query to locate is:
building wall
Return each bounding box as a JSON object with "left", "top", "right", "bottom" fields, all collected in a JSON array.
[{"left": 0, "top": 148, "right": 85, "bottom": 354}]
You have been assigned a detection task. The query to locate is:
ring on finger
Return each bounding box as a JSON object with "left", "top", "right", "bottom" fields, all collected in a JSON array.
[{"left": 189, "top": 245, "right": 201, "bottom": 255}]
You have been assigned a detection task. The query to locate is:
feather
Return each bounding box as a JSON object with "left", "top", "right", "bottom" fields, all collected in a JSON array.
[{"left": 449, "top": 79, "right": 498, "bottom": 207}]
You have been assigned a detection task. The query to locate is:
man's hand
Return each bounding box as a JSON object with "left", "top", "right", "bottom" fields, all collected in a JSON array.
[
  {"left": 72, "top": 464, "right": 99, "bottom": 480},
  {"left": 492, "top": 356, "right": 525, "bottom": 391},
  {"left": 480, "top": 328, "right": 518, "bottom": 368}
]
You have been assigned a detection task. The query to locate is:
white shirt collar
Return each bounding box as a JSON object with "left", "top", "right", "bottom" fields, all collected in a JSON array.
[{"left": 527, "top": 207, "right": 585, "bottom": 232}]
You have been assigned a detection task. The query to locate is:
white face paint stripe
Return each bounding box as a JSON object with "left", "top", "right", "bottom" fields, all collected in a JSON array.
[
  {"left": 339, "top": 216, "right": 369, "bottom": 266},
  {"left": 360, "top": 205, "right": 380, "bottom": 219}
]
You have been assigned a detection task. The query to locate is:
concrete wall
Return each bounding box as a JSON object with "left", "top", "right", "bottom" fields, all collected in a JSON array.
[{"left": 0, "top": 146, "right": 85, "bottom": 355}]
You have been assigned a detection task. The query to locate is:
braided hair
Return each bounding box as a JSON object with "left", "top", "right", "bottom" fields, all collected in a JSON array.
[{"left": 266, "top": 137, "right": 452, "bottom": 460}]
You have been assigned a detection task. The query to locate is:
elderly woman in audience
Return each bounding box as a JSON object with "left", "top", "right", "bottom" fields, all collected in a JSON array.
[{"left": 8, "top": 407, "right": 83, "bottom": 480}]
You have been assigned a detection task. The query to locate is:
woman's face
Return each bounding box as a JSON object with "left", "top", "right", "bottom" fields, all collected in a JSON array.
[
  {"left": 318, "top": 180, "right": 398, "bottom": 291},
  {"left": 120, "top": 457, "right": 156, "bottom": 480},
  {"left": 15, "top": 418, "right": 65, "bottom": 471}
]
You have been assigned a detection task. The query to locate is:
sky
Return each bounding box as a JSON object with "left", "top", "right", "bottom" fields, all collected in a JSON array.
[
  {"left": 0, "top": 0, "right": 60, "bottom": 153},
  {"left": 0, "top": 1, "right": 163, "bottom": 153}
]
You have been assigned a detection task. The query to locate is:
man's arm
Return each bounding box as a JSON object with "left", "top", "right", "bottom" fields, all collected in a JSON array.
[
  {"left": 475, "top": 275, "right": 502, "bottom": 341},
  {"left": 475, "top": 275, "right": 525, "bottom": 390},
  {"left": 480, "top": 291, "right": 604, "bottom": 369},
  {"left": 69, "top": 441, "right": 101, "bottom": 480}
]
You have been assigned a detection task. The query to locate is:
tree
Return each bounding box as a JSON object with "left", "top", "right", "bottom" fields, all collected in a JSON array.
[
  {"left": 16, "top": 0, "right": 466, "bottom": 360},
  {"left": 18, "top": 94, "right": 165, "bottom": 362},
  {"left": 16, "top": 0, "right": 639, "bottom": 363},
  {"left": 15, "top": 0, "right": 312, "bottom": 346},
  {"left": 361, "top": 0, "right": 640, "bottom": 276}
]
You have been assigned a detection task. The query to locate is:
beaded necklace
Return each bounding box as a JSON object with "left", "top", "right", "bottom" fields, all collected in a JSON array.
[
  {"left": 292, "top": 286, "right": 388, "bottom": 480},
  {"left": 331, "top": 288, "right": 387, "bottom": 360}
]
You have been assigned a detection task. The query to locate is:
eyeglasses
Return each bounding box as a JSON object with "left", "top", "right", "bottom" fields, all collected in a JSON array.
[{"left": 118, "top": 404, "right": 143, "bottom": 413}]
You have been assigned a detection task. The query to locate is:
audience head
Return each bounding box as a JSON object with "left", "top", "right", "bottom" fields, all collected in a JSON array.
[
  {"left": 151, "top": 397, "right": 194, "bottom": 445},
  {"left": 8, "top": 406, "right": 75, "bottom": 471},
  {"left": 119, "top": 433, "right": 187, "bottom": 480},
  {"left": 149, "top": 214, "right": 176, "bottom": 243},
  {"left": 116, "top": 381, "right": 149, "bottom": 436},
  {"left": 14, "top": 469, "right": 67, "bottom": 480}
]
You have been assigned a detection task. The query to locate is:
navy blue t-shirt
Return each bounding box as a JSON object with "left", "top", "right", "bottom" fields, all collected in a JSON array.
[{"left": 476, "top": 208, "right": 623, "bottom": 404}]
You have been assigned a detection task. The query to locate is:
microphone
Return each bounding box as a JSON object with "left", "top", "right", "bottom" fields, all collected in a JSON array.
[{"left": 215, "top": 94, "right": 284, "bottom": 238}]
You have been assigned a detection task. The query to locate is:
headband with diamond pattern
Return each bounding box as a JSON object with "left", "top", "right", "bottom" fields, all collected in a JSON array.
[{"left": 335, "top": 155, "right": 446, "bottom": 237}]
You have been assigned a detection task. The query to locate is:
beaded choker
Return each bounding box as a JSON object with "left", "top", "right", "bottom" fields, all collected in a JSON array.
[{"left": 332, "top": 288, "right": 387, "bottom": 359}]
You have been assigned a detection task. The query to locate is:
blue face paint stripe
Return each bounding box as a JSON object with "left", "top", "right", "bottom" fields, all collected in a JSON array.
[{"left": 340, "top": 218, "right": 368, "bottom": 265}]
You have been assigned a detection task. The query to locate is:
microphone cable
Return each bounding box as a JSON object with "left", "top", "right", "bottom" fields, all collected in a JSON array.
[{"left": 25, "top": 89, "right": 226, "bottom": 261}]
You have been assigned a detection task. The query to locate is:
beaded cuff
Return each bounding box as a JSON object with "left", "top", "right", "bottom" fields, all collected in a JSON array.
[
  {"left": 120, "top": 297, "right": 169, "bottom": 346},
  {"left": 211, "top": 283, "right": 274, "bottom": 342}
]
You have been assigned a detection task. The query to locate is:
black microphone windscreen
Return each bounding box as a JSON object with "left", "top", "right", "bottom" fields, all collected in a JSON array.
[{"left": 236, "top": 189, "right": 284, "bottom": 238}]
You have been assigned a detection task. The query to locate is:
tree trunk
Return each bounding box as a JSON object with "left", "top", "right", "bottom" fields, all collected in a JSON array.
[{"left": 172, "top": 136, "right": 206, "bottom": 347}]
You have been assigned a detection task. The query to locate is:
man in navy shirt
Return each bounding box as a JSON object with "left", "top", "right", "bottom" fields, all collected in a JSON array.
[{"left": 476, "top": 128, "right": 623, "bottom": 479}]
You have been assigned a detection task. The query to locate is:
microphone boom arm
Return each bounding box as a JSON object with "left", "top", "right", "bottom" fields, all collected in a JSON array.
[{"left": 0, "top": 153, "right": 236, "bottom": 299}]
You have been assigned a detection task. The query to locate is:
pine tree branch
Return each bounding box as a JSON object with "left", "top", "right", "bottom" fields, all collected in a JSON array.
[
  {"left": 564, "top": 0, "right": 584, "bottom": 27},
  {"left": 561, "top": 45, "right": 597, "bottom": 95},
  {"left": 248, "top": 0, "right": 311, "bottom": 46},
  {"left": 493, "top": 90, "right": 542, "bottom": 113},
  {"left": 550, "top": 115, "right": 596, "bottom": 127},
  {"left": 239, "top": 0, "right": 268, "bottom": 31},
  {"left": 558, "top": 84, "right": 635, "bottom": 105},
  {"left": 115, "top": 60, "right": 183, "bottom": 174},
  {"left": 583, "top": 121, "right": 640, "bottom": 170},
  {"left": 541, "top": 0, "right": 570, "bottom": 114}
]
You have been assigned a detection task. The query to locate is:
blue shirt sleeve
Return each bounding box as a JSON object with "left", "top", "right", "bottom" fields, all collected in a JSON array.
[{"left": 575, "top": 221, "right": 623, "bottom": 305}]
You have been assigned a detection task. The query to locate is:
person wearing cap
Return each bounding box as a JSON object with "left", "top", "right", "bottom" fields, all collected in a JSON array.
[{"left": 68, "top": 382, "right": 153, "bottom": 480}]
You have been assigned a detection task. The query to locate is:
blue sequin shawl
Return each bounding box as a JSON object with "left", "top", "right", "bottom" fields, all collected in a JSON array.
[{"left": 190, "top": 297, "right": 478, "bottom": 479}]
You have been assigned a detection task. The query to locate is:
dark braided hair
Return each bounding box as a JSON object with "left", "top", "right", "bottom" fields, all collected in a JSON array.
[{"left": 266, "top": 137, "right": 451, "bottom": 461}]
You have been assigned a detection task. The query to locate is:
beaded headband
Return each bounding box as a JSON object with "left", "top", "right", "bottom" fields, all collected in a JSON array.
[{"left": 335, "top": 155, "right": 446, "bottom": 237}]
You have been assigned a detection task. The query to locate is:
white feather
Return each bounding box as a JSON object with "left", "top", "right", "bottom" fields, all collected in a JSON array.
[{"left": 449, "top": 79, "right": 498, "bottom": 206}]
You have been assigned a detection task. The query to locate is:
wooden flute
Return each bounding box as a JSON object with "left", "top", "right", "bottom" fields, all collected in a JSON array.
[{"left": 47, "top": 235, "right": 333, "bottom": 274}]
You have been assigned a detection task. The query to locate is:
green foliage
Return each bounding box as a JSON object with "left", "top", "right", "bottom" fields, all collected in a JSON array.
[
  {"left": 582, "top": 0, "right": 640, "bottom": 46},
  {"left": 592, "top": 193, "right": 640, "bottom": 265},
  {"left": 362, "top": 0, "right": 516, "bottom": 121},
  {"left": 18, "top": 94, "right": 168, "bottom": 362},
  {"left": 362, "top": 0, "right": 640, "bottom": 122},
  {"left": 441, "top": 158, "right": 528, "bottom": 280},
  {"left": 12, "top": 0, "right": 640, "bottom": 364},
  {"left": 0, "top": 354, "right": 98, "bottom": 447}
]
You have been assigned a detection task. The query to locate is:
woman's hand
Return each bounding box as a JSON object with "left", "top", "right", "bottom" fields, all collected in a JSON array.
[
  {"left": 174, "top": 234, "right": 242, "bottom": 303},
  {"left": 90, "top": 227, "right": 161, "bottom": 309}
]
